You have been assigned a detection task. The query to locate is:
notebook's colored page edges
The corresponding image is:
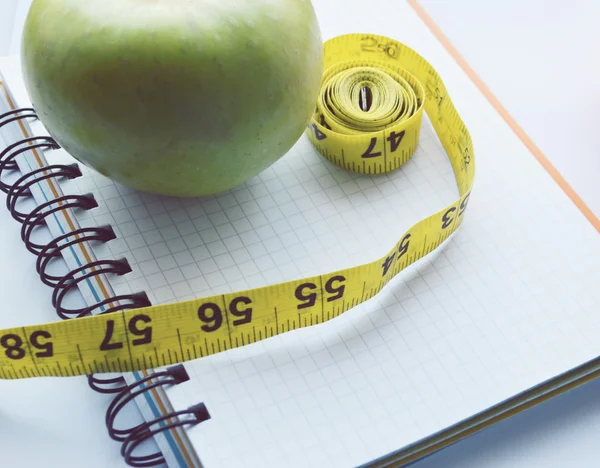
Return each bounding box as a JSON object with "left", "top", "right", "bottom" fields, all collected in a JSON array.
[
  {"left": 0, "top": 57, "right": 200, "bottom": 468},
  {"left": 366, "top": 352, "right": 600, "bottom": 467}
]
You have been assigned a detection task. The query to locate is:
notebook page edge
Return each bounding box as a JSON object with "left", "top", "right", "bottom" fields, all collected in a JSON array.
[{"left": 0, "top": 56, "right": 200, "bottom": 468}]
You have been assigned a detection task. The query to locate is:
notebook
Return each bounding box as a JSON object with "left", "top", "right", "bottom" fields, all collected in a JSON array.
[{"left": 1, "top": 0, "right": 599, "bottom": 467}]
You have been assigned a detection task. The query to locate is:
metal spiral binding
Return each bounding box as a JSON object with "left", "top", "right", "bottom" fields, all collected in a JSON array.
[
  {"left": 35, "top": 226, "right": 117, "bottom": 286},
  {"left": 0, "top": 108, "right": 151, "bottom": 322},
  {"left": 21, "top": 192, "right": 96, "bottom": 253},
  {"left": 104, "top": 364, "right": 211, "bottom": 467},
  {"left": 0, "top": 106, "right": 207, "bottom": 466},
  {"left": 105, "top": 364, "right": 192, "bottom": 443},
  {"left": 0, "top": 107, "right": 36, "bottom": 131},
  {"left": 87, "top": 374, "right": 129, "bottom": 394},
  {"left": 0, "top": 108, "right": 38, "bottom": 170},
  {"left": 0, "top": 136, "right": 60, "bottom": 192},
  {"left": 121, "top": 402, "right": 211, "bottom": 467}
]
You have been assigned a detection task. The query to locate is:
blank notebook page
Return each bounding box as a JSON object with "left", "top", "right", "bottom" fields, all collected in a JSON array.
[{"left": 4, "top": 0, "right": 599, "bottom": 467}]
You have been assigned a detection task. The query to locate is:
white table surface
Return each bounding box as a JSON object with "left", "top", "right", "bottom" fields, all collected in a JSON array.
[{"left": 1, "top": 0, "right": 599, "bottom": 466}]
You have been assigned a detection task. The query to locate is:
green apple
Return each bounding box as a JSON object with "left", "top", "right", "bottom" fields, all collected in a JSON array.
[{"left": 21, "top": 0, "right": 323, "bottom": 197}]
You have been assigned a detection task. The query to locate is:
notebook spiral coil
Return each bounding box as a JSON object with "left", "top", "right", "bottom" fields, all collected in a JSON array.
[
  {"left": 91, "top": 364, "right": 209, "bottom": 467},
  {"left": 105, "top": 364, "right": 191, "bottom": 442},
  {"left": 0, "top": 107, "right": 210, "bottom": 466},
  {"left": 0, "top": 107, "right": 151, "bottom": 319},
  {"left": 122, "top": 402, "right": 210, "bottom": 468},
  {"left": 105, "top": 364, "right": 209, "bottom": 467}
]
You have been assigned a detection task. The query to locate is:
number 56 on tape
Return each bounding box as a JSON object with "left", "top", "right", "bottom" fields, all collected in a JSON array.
[{"left": 0, "top": 33, "right": 474, "bottom": 380}]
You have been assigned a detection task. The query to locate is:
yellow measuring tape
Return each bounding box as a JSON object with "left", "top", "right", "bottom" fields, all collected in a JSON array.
[{"left": 0, "top": 33, "right": 474, "bottom": 380}]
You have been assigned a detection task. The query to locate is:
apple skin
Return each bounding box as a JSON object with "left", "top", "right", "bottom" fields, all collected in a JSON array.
[{"left": 21, "top": 0, "right": 323, "bottom": 197}]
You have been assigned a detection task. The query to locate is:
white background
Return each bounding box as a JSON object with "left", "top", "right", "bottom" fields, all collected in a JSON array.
[{"left": 0, "top": 0, "right": 599, "bottom": 467}]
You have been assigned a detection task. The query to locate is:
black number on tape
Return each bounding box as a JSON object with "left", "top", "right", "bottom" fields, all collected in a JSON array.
[
  {"left": 361, "top": 137, "right": 382, "bottom": 158},
  {"left": 381, "top": 253, "right": 396, "bottom": 276},
  {"left": 360, "top": 36, "right": 378, "bottom": 53},
  {"left": 100, "top": 315, "right": 153, "bottom": 351},
  {"left": 0, "top": 334, "right": 25, "bottom": 360},
  {"left": 198, "top": 297, "right": 254, "bottom": 332},
  {"left": 381, "top": 233, "right": 411, "bottom": 276},
  {"left": 30, "top": 330, "right": 53, "bottom": 358},
  {"left": 325, "top": 276, "right": 346, "bottom": 302},
  {"left": 311, "top": 123, "right": 326, "bottom": 141},
  {"left": 387, "top": 130, "right": 405, "bottom": 152},
  {"left": 296, "top": 283, "right": 318, "bottom": 309},
  {"left": 442, "top": 207, "right": 456, "bottom": 229},
  {"left": 379, "top": 43, "right": 397, "bottom": 58},
  {"left": 296, "top": 277, "right": 347, "bottom": 309},
  {"left": 229, "top": 296, "right": 252, "bottom": 326},
  {"left": 319, "top": 114, "right": 332, "bottom": 130},
  {"left": 100, "top": 320, "right": 123, "bottom": 351},
  {"left": 0, "top": 331, "right": 54, "bottom": 360},
  {"left": 462, "top": 147, "right": 471, "bottom": 166},
  {"left": 459, "top": 192, "right": 470, "bottom": 217},
  {"left": 434, "top": 87, "right": 444, "bottom": 108},
  {"left": 198, "top": 303, "right": 223, "bottom": 332},
  {"left": 361, "top": 36, "right": 397, "bottom": 58},
  {"left": 399, "top": 233, "right": 411, "bottom": 258},
  {"left": 129, "top": 314, "right": 152, "bottom": 346}
]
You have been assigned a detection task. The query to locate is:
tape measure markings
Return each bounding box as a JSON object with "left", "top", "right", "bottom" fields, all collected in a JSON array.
[{"left": 0, "top": 33, "right": 474, "bottom": 380}]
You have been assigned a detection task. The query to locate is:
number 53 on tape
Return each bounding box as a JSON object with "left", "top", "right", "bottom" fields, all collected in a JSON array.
[{"left": 0, "top": 33, "right": 474, "bottom": 380}]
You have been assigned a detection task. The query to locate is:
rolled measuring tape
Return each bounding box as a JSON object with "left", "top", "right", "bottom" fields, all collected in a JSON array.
[{"left": 0, "top": 33, "right": 474, "bottom": 380}]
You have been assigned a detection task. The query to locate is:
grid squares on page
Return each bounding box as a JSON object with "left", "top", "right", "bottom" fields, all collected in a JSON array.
[
  {"left": 43, "top": 101, "right": 600, "bottom": 467},
  {"left": 49, "top": 117, "right": 454, "bottom": 305},
  {"left": 155, "top": 117, "right": 599, "bottom": 468}
]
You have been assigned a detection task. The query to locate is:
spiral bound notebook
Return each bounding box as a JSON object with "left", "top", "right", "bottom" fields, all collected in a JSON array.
[{"left": 1, "top": 0, "right": 600, "bottom": 467}]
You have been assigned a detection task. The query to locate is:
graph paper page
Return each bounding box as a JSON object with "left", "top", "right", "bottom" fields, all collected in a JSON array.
[{"left": 1, "top": 0, "right": 598, "bottom": 467}]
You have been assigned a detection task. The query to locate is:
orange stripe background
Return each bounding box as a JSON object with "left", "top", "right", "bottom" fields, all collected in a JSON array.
[{"left": 408, "top": 0, "right": 600, "bottom": 233}]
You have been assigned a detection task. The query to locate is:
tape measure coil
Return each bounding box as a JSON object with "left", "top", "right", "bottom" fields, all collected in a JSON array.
[{"left": 0, "top": 34, "right": 475, "bottom": 388}]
